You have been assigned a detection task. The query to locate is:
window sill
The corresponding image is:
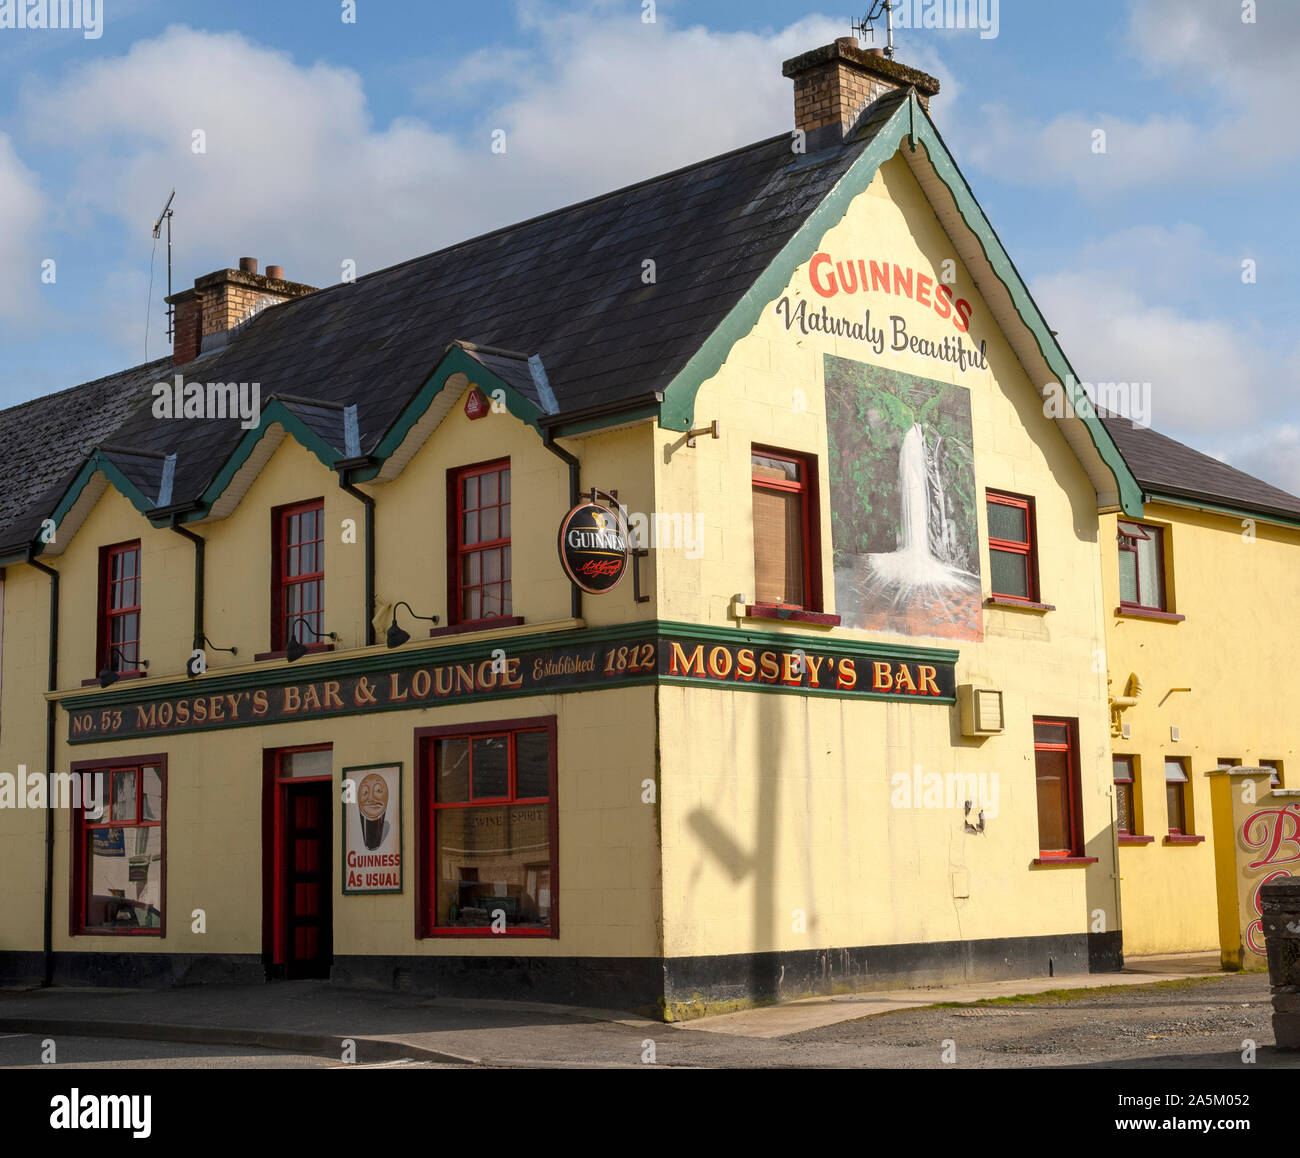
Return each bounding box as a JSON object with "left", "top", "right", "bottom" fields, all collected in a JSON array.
[
  {"left": 425, "top": 927, "right": 554, "bottom": 938},
  {"left": 1116, "top": 606, "right": 1185, "bottom": 623},
  {"left": 1163, "top": 834, "right": 1205, "bottom": 845},
  {"left": 743, "top": 605, "right": 841, "bottom": 627},
  {"left": 254, "top": 643, "right": 336, "bottom": 662},
  {"left": 986, "top": 596, "right": 1056, "bottom": 613},
  {"left": 1118, "top": 834, "right": 1155, "bottom": 845},
  {"left": 1031, "top": 856, "right": 1098, "bottom": 866},
  {"left": 430, "top": 616, "right": 525, "bottom": 638},
  {"left": 80, "top": 671, "right": 146, "bottom": 688}
]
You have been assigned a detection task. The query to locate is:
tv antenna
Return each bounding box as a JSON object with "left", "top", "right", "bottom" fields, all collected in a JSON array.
[
  {"left": 853, "top": 1, "right": 896, "bottom": 59},
  {"left": 151, "top": 188, "right": 176, "bottom": 343}
]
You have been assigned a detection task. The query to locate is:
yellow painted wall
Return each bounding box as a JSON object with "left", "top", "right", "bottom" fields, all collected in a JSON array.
[
  {"left": 0, "top": 385, "right": 661, "bottom": 963},
  {"left": 1102, "top": 500, "right": 1300, "bottom": 956},
  {"left": 0, "top": 565, "right": 55, "bottom": 957},
  {"left": 655, "top": 153, "right": 1120, "bottom": 964}
]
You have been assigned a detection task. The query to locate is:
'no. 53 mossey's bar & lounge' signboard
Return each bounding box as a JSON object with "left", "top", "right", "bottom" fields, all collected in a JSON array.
[{"left": 62, "top": 627, "right": 958, "bottom": 744}]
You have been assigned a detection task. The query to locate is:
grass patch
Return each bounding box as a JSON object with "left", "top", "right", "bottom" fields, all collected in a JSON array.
[{"left": 923, "top": 973, "right": 1254, "bottom": 1010}]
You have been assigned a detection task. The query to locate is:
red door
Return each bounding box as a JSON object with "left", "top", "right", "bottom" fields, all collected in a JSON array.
[{"left": 281, "top": 780, "right": 332, "bottom": 978}]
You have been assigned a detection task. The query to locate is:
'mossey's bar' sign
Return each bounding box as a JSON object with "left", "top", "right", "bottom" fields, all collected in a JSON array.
[{"left": 65, "top": 631, "right": 956, "bottom": 743}]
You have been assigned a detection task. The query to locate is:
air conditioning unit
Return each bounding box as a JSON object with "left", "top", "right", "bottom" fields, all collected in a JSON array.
[{"left": 958, "top": 685, "right": 1004, "bottom": 736}]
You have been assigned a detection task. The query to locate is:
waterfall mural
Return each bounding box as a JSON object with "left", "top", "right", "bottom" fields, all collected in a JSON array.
[{"left": 825, "top": 354, "right": 983, "bottom": 642}]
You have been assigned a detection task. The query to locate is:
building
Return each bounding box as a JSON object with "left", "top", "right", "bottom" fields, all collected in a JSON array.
[
  {"left": 0, "top": 37, "right": 1292, "bottom": 1018},
  {"left": 1097, "top": 414, "right": 1300, "bottom": 961}
]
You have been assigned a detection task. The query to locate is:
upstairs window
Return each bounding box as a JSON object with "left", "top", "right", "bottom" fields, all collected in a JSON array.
[
  {"left": 987, "top": 491, "right": 1038, "bottom": 602},
  {"left": 752, "top": 449, "right": 815, "bottom": 610},
  {"left": 273, "top": 500, "right": 325, "bottom": 651},
  {"left": 1117, "top": 520, "right": 1167, "bottom": 612},
  {"left": 99, "top": 541, "right": 141, "bottom": 675},
  {"left": 1261, "top": 759, "right": 1283, "bottom": 789},
  {"left": 451, "top": 461, "right": 512, "bottom": 624}
]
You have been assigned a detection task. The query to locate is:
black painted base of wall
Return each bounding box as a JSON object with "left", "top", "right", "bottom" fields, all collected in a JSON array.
[
  {"left": 662, "top": 931, "right": 1124, "bottom": 1017},
  {"left": 0, "top": 931, "right": 1123, "bottom": 1021}
]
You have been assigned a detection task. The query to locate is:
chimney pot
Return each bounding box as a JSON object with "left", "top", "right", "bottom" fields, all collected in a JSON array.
[
  {"left": 836, "top": 36, "right": 858, "bottom": 49},
  {"left": 266, "top": 265, "right": 284, "bottom": 281},
  {"left": 239, "top": 257, "right": 258, "bottom": 274}
]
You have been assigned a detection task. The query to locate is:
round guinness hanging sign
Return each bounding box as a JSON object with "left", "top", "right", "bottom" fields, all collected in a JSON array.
[{"left": 558, "top": 502, "right": 630, "bottom": 594}]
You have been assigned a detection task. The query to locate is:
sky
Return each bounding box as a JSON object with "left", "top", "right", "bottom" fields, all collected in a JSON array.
[{"left": 0, "top": 0, "right": 1296, "bottom": 492}]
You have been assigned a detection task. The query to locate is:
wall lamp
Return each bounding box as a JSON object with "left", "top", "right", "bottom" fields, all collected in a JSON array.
[
  {"left": 386, "top": 602, "right": 440, "bottom": 649},
  {"left": 286, "top": 617, "right": 338, "bottom": 663},
  {"left": 98, "top": 646, "right": 148, "bottom": 689},
  {"left": 186, "top": 634, "right": 239, "bottom": 679}
]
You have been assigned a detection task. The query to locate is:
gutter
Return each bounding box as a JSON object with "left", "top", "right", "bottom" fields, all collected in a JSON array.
[
  {"left": 336, "top": 456, "right": 377, "bottom": 648},
  {"left": 542, "top": 431, "right": 582, "bottom": 621},
  {"left": 26, "top": 552, "right": 59, "bottom": 988},
  {"left": 168, "top": 520, "right": 206, "bottom": 650}
]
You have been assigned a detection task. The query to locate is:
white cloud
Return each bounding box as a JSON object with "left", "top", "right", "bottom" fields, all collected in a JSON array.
[
  {"left": 1033, "top": 224, "right": 1300, "bottom": 495},
  {"left": 952, "top": 0, "right": 1300, "bottom": 193},
  {"left": 0, "top": 133, "right": 45, "bottom": 320},
  {"left": 18, "top": 11, "right": 844, "bottom": 299}
]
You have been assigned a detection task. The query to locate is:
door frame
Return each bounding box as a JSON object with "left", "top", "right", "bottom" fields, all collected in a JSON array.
[{"left": 262, "top": 744, "right": 334, "bottom": 977}]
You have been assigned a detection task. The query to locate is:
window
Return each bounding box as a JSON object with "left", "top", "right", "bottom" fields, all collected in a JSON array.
[
  {"left": 986, "top": 492, "right": 1037, "bottom": 602},
  {"left": 1117, "top": 520, "right": 1167, "bottom": 611},
  {"left": 1113, "top": 756, "right": 1137, "bottom": 835},
  {"left": 451, "top": 461, "right": 511, "bottom": 624},
  {"left": 272, "top": 500, "right": 325, "bottom": 651},
  {"left": 1261, "top": 759, "right": 1283, "bottom": 789},
  {"left": 1033, "top": 719, "right": 1082, "bottom": 857},
  {"left": 752, "top": 449, "right": 815, "bottom": 609},
  {"left": 1165, "top": 758, "right": 1191, "bottom": 834},
  {"left": 420, "top": 720, "right": 555, "bottom": 936},
  {"left": 72, "top": 759, "right": 165, "bottom": 935},
  {"left": 1216, "top": 757, "right": 1241, "bottom": 770},
  {"left": 99, "top": 541, "right": 141, "bottom": 675}
]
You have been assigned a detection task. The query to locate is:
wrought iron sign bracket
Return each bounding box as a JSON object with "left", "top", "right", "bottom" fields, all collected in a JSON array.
[{"left": 631, "top": 548, "right": 650, "bottom": 604}]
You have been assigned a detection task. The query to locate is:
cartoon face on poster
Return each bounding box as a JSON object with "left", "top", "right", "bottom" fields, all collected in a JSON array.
[
  {"left": 343, "top": 763, "right": 402, "bottom": 894},
  {"left": 825, "top": 353, "right": 983, "bottom": 642}
]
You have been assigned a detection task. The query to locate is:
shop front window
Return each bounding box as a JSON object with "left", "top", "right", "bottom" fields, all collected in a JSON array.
[
  {"left": 421, "top": 721, "right": 555, "bottom": 936},
  {"left": 72, "top": 760, "right": 165, "bottom": 935}
]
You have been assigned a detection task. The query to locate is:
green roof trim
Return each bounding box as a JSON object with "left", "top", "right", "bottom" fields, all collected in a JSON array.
[
  {"left": 182, "top": 396, "right": 351, "bottom": 523},
  {"left": 656, "top": 90, "right": 1144, "bottom": 518},
  {"left": 37, "top": 450, "right": 159, "bottom": 556},
  {"left": 350, "top": 346, "right": 546, "bottom": 482},
  {"left": 1141, "top": 491, "right": 1300, "bottom": 532}
]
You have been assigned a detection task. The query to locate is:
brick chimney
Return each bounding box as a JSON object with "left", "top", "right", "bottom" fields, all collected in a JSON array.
[
  {"left": 783, "top": 38, "right": 940, "bottom": 152},
  {"left": 167, "top": 258, "right": 316, "bottom": 367}
]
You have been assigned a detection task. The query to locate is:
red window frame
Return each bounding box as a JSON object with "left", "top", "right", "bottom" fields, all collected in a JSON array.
[
  {"left": 271, "top": 499, "right": 325, "bottom": 651},
  {"left": 1033, "top": 718, "right": 1083, "bottom": 857},
  {"left": 751, "top": 446, "right": 820, "bottom": 612},
  {"left": 98, "top": 541, "right": 142, "bottom": 675},
  {"left": 1165, "top": 758, "right": 1191, "bottom": 835},
  {"left": 1117, "top": 520, "right": 1167, "bottom": 612},
  {"left": 448, "top": 460, "right": 512, "bottom": 627},
  {"left": 1112, "top": 755, "right": 1137, "bottom": 835},
  {"left": 415, "top": 717, "right": 558, "bottom": 940},
  {"left": 986, "top": 491, "right": 1038, "bottom": 603},
  {"left": 69, "top": 755, "right": 167, "bottom": 938}
]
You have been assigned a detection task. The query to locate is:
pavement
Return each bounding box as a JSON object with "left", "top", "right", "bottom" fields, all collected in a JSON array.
[{"left": 1, "top": 951, "right": 1293, "bottom": 1068}]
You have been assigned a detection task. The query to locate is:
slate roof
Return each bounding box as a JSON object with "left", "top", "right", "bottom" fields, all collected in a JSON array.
[
  {"left": 1100, "top": 413, "right": 1300, "bottom": 524},
  {"left": 0, "top": 94, "right": 905, "bottom": 556},
  {"left": 0, "top": 358, "right": 171, "bottom": 554}
]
